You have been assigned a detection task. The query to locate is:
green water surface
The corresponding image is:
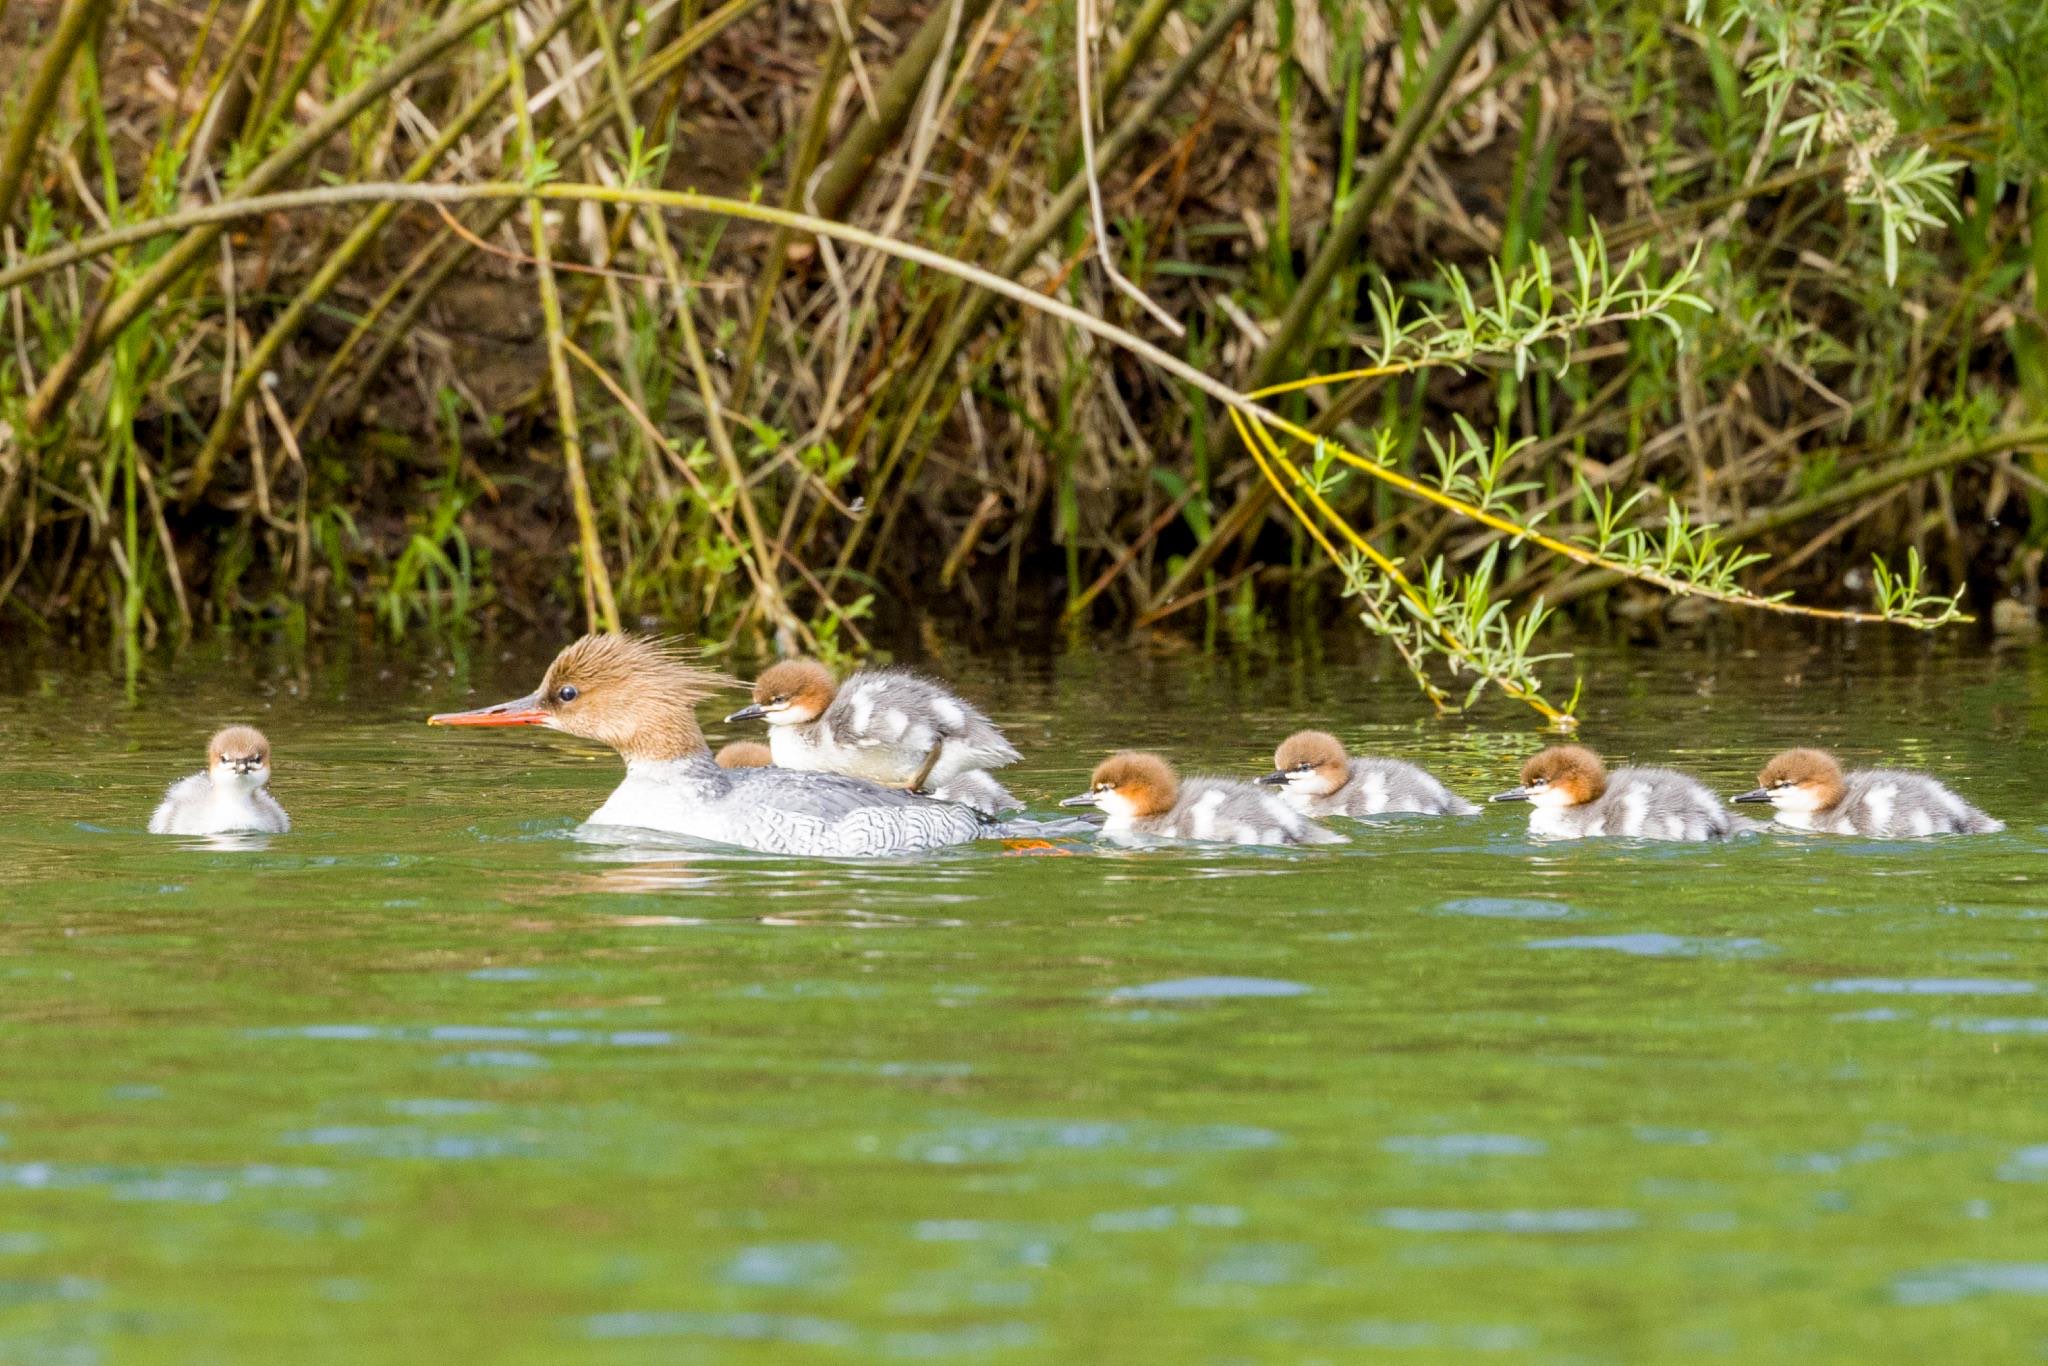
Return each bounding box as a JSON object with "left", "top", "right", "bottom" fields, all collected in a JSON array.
[{"left": 0, "top": 630, "right": 2044, "bottom": 1363}]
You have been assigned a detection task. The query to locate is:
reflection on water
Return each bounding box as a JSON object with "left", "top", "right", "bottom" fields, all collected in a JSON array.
[{"left": 0, "top": 629, "right": 2044, "bottom": 1359}]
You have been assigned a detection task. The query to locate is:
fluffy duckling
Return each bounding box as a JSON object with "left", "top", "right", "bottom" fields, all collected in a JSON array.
[
  {"left": 1491, "top": 744, "right": 1749, "bottom": 841},
  {"left": 1733, "top": 748, "right": 2003, "bottom": 836},
  {"left": 1059, "top": 751, "right": 1344, "bottom": 846},
  {"left": 715, "top": 740, "right": 774, "bottom": 769},
  {"left": 725, "top": 658, "right": 1021, "bottom": 814},
  {"left": 149, "top": 726, "right": 290, "bottom": 835},
  {"left": 1259, "top": 730, "right": 1478, "bottom": 818}
]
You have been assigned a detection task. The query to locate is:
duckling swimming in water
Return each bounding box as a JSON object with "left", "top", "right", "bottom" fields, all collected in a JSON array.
[
  {"left": 149, "top": 726, "right": 290, "bottom": 835},
  {"left": 724, "top": 659, "right": 1021, "bottom": 814},
  {"left": 1491, "top": 744, "right": 1750, "bottom": 841},
  {"left": 1732, "top": 747, "right": 2003, "bottom": 836},
  {"left": 1259, "top": 730, "right": 1478, "bottom": 819},
  {"left": 1059, "top": 751, "right": 1344, "bottom": 846}
]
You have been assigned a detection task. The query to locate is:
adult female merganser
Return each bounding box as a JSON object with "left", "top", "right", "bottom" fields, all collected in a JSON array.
[
  {"left": 429, "top": 635, "right": 991, "bottom": 857},
  {"left": 1058, "top": 751, "right": 1344, "bottom": 846},
  {"left": 1733, "top": 748, "right": 2004, "bottom": 836},
  {"left": 715, "top": 740, "right": 774, "bottom": 769},
  {"left": 1491, "top": 744, "right": 1749, "bottom": 841},
  {"left": 148, "top": 726, "right": 289, "bottom": 835},
  {"left": 1258, "top": 730, "right": 1478, "bottom": 818},
  {"left": 724, "top": 659, "right": 1022, "bottom": 814}
]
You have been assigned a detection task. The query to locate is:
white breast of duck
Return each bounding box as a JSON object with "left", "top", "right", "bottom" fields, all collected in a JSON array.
[
  {"left": 149, "top": 774, "right": 291, "bottom": 835},
  {"left": 148, "top": 726, "right": 290, "bottom": 835}
]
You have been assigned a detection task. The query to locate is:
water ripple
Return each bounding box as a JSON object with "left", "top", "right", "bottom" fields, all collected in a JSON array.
[
  {"left": 1377, "top": 1208, "right": 1639, "bottom": 1233},
  {"left": 1383, "top": 1134, "right": 1547, "bottom": 1158},
  {"left": 901, "top": 1120, "right": 1282, "bottom": 1164},
  {"left": 1527, "top": 933, "right": 1772, "bottom": 959},
  {"left": 1813, "top": 979, "right": 2035, "bottom": 996},
  {"left": 1433, "top": 898, "right": 1579, "bottom": 920},
  {"left": 0, "top": 1161, "right": 334, "bottom": 1203},
  {"left": 1108, "top": 977, "right": 1311, "bottom": 1001},
  {"left": 254, "top": 1024, "right": 677, "bottom": 1046},
  {"left": 1894, "top": 1263, "right": 2048, "bottom": 1304}
]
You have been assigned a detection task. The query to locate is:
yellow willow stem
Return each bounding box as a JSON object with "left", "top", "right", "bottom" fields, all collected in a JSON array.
[
  {"left": 1236, "top": 409, "right": 1568, "bottom": 726},
  {"left": 1247, "top": 361, "right": 1419, "bottom": 402},
  {"left": 1230, "top": 408, "right": 1450, "bottom": 715},
  {"left": 0, "top": 179, "right": 1956, "bottom": 631}
]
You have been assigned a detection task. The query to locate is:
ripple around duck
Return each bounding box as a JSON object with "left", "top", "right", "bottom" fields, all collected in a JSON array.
[
  {"left": 1525, "top": 933, "right": 1773, "bottom": 959},
  {"left": 1813, "top": 978, "right": 2036, "bottom": 996},
  {"left": 1107, "top": 977, "right": 1312, "bottom": 1001}
]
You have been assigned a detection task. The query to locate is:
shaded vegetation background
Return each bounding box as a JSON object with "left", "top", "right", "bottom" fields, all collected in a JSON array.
[{"left": 2, "top": 0, "right": 2046, "bottom": 687}]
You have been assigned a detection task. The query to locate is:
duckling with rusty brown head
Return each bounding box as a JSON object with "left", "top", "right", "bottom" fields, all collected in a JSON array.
[
  {"left": 1259, "top": 730, "right": 1477, "bottom": 819},
  {"left": 1060, "top": 751, "right": 1344, "bottom": 846},
  {"left": 1492, "top": 744, "right": 1752, "bottom": 841},
  {"left": 1732, "top": 747, "right": 2002, "bottom": 836}
]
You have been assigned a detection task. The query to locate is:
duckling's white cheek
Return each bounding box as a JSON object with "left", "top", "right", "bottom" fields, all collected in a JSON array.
[
  {"left": 1774, "top": 786, "right": 1824, "bottom": 814},
  {"left": 1096, "top": 791, "right": 1139, "bottom": 821},
  {"left": 1529, "top": 787, "right": 1573, "bottom": 810},
  {"left": 1298, "top": 773, "right": 1338, "bottom": 798}
]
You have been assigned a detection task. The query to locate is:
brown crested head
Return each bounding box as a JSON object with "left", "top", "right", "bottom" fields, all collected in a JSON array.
[
  {"left": 1756, "top": 747, "right": 1845, "bottom": 805},
  {"left": 539, "top": 634, "right": 735, "bottom": 761},
  {"left": 1273, "top": 730, "right": 1350, "bottom": 784},
  {"left": 715, "top": 740, "right": 773, "bottom": 769},
  {"left": 208, "top": 725, "right": 271, "bottom": 770},
  {"left": 1519, "top": 744, "right": 1607, "bottom": 804},
  {"left": 1088, "top": 750, "right": 1179, "bottom": 817},
  {"left": 747, "top": 659, "right": 838, "bottom": 722}
]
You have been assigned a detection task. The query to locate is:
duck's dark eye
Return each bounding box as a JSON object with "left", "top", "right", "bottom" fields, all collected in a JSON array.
[
  {"left": 770, "top": 694, "right": 787, "bottom": 705},
  {"left": 557, "top": 684, "right": 579, "bottom": 703}
]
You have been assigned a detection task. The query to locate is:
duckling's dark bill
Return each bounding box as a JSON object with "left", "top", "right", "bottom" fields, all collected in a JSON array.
[
  {"left": 1490, "top": 786, "right": 1534, "bottom": 802},
  {"left": 1730, "top": 788, "right": 1771, "bottom": 804}
]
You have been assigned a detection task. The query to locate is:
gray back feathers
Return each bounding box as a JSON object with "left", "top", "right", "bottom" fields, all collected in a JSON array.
[{"left": 1818, "top": 769, "right": 2004, "bottom": 837}]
